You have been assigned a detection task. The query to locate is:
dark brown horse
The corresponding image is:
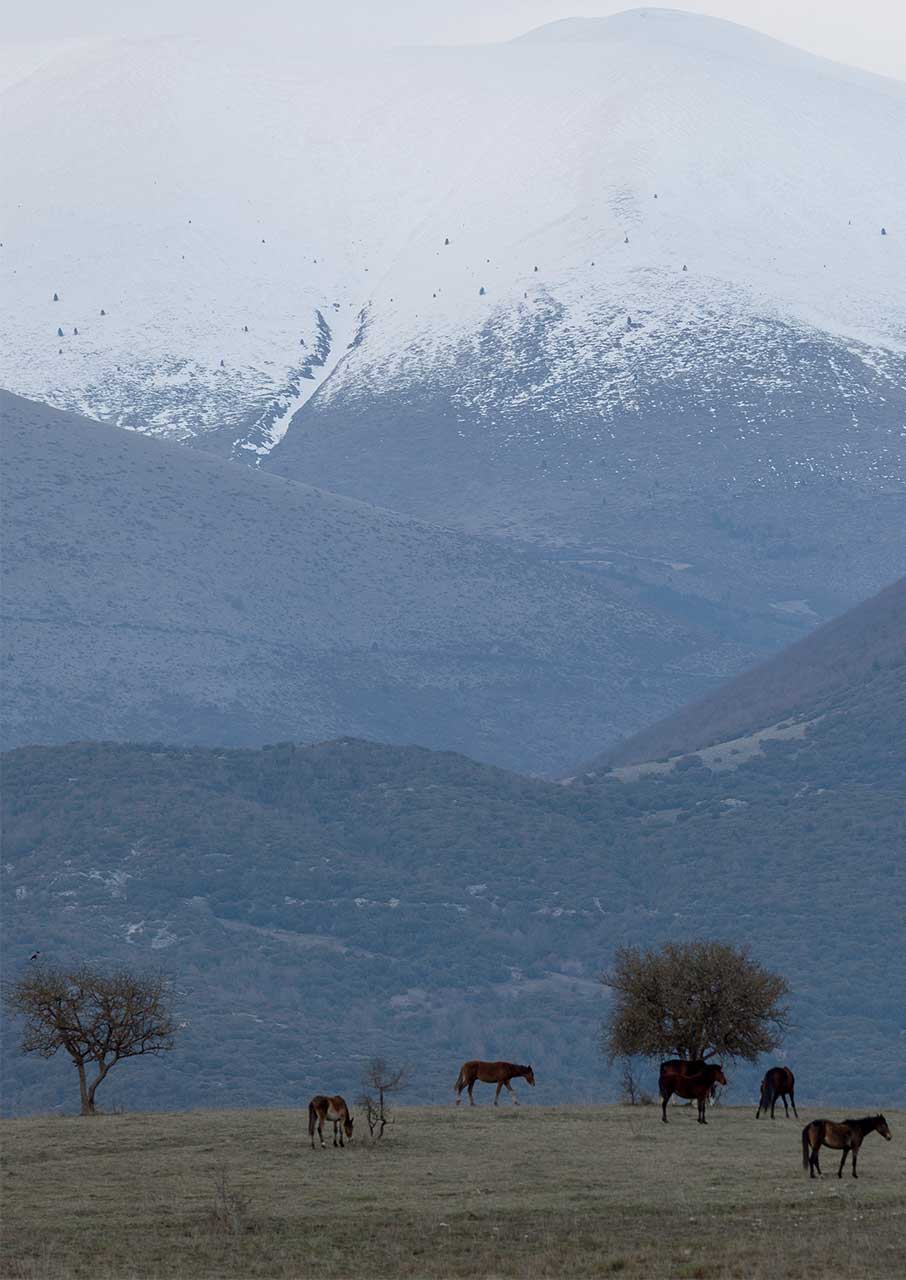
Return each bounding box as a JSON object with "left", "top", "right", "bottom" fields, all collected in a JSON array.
[
  {"left": 308, "top": 1094, "right": 354, "bottom": 1149},
  {"left": 802, "top": 1115, "right": 891, "bottom": 1178},
  {"left": 756, "top": 1066, "right": 797, "bottom": 1119},
  {"left": 454, "top": 1060, "right": 535, "bottom": 1106},
  {"left": 659, "top": 1060, "right": 727, "bottom": 1124}
]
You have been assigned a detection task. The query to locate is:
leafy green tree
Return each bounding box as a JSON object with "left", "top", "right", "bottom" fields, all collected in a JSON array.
[
  {"left": 600, "top": 941, "right": 790, "bottom": 1064},
  {"left": 3, "top": 964, "right": 177, "bottom": 1114}
]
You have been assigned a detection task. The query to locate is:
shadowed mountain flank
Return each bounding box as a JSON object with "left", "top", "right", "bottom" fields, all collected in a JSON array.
[
  {"left": 590, "top": 577, "right": 905, "bottom": 770},
  {"left": 0, "top": 391, "right": 758, "bottom": 773}
]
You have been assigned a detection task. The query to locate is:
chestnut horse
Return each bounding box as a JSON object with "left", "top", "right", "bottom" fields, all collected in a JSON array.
[
  {"left": 659, "top": 1060, "right": 727, "bottom": 1124},
  {"left": 756, "top": 1066, "right": 798, "bottom": 1119},
  {"left": 308, "top": 1094, "right": 354, "bottom": 1149},
  {"left": 455, "top": 1060, "right": 535, "bottom": 1106},
  {"left": 802, "top": 1114, "right": 891, "bottom": 1178}
]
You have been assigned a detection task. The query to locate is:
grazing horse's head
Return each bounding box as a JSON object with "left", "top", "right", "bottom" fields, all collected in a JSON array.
[
  {"left": 344, "top": 1114, "right": 355, "bottom": 1141},
  {"left": 524, "top": 1066, "right": 536, "bottom": 1087},
  {"left": 876, "top": 1114, "right": 892, "bottom": 1141}
]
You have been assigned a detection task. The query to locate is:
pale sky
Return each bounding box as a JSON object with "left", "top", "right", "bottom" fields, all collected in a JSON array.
[{"left": 5, "top": 1, "right": 906, "bottom": 83}]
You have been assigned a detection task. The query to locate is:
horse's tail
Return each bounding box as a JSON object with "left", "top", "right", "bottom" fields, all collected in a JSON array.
[
  {"left": 801, "top": 1124, "right": 811, "bottom": 1170},
  {"left": 454, "top": 1066, "right": 465, "bottom": 1093},
  {"left": 308, "top": 1102, "right": 317, "bottom": 1137}
]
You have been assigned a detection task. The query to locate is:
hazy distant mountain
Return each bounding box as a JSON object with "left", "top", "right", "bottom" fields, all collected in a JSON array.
[
  {"left": 3, "top": 576, "right": 903, "bottom": 1113},
  {"left": 2, "top": 9, "right": 904, "bottom": 633},
  {"left": 1, "top": 390, "right": 759, "bottom": 772},
  {"left": 589, "top": 576, "right": 906, "bottom": 768}
]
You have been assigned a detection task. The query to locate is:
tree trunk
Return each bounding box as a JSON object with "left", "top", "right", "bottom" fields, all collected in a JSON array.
[
  {"left": 76, "top": 1061, "right": 95, "bottom": 1116},
  {"left": 85, "top": 1062, "right": 109, "bottom": 1114}
]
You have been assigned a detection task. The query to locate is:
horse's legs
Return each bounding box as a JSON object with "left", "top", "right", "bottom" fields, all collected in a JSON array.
[
  {"left": 468, "top": 1080, "right": 476, "bottom": 1106},
  {"left": 698, "top": 1095, "right": 707, "bottom": 1124},
  {"left": 333, "top": 1119, "right": 339, "bottom": 1148},
  {"left": 782, "top": 1094, "right": 790, "bottom": 1118},
  {"left": 661, "top": 1086, "right": 673, "bottom": 1123},
  {"left": 790, "top": 1091, "right": 799, "bottom": 1119},
  {"left": 851, "top": 1139, "right": 861, "bottom": 1178},
  {"left": 504, "top": 1079, "right": 519, "bottom": 1105},
  {"left": 494, "top": 1081, "right": 503, "bottom": 1106},
  {"left": 770, "top": 1095, "right": 777, "bottom": 1119},
  {"left": 838, "top": 1147, "right": 849, "bottom": 1178},
  {"left": 319, "top": 1117, "right": 326, "bottom": 1149}
]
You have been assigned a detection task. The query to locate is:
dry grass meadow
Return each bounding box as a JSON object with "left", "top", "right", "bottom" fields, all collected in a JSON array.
[{"left": 2, "top": 1103, "right": 904, "bottom": 1279}]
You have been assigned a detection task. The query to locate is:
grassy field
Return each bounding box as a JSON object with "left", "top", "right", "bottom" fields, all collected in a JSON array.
[{"left": 2, "top": 1103, "right": 903, "bottom": 1279}]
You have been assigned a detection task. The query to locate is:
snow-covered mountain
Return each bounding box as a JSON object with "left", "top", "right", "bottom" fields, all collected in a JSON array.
[
  {"left": 3, "top": 10, "right": 903, "bottom": 446},
  {"left": 2, "top": 8, "right": 905, "bottom": 620}
]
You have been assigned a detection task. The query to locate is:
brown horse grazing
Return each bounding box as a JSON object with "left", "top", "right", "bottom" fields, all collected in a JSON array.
[
  {"left": 659, "top": 1060, "right": 727, "bottom": 1124},
  {"left": 308, "top": 1095, "right": 354, "bottom": 1149},
  {"left": 756, "top": 1066, "right": 798, "bottom": 1119},
  {"left": 454, "top": 1060, "right": 535, "bottom": 1106},
  {"left": 802, "top": 1115, "right": 891, "bottom": 1178}
]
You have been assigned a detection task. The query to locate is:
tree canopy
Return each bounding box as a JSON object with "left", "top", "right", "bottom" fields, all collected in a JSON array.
[{"left": 600, "top": 941, "right": 790, "bottom": 1064}]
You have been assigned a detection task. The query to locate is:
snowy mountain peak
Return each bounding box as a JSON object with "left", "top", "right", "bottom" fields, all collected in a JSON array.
[
  {"left": 1, "top": 13, "right": 904, "bottom": 461},
  {"left": 515, "top": 8, "right": 814, "bottom": 63}
]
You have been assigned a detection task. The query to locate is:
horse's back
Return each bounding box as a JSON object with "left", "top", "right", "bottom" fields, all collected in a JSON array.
[
  {"left": 460, "top": 1059, "right": 520, "bottom": 1083},
  {"left": 660, "top": 1060, "right": 720, "bottom": 1098},
  {"left": 806, "top": 1118, "right": 849, "bottom": 1149},
  {"left": 767, "top": 1066, "right": 794, "bottom": 1092},
  {"left": 309, "top": 1093, "right": 348, "bottom": 1119}
]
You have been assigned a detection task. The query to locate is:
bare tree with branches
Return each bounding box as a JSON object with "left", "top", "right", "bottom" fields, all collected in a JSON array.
[
  {"left": 357, "top": 1057, "right": 409, "bottom": 1139},
  {"left": 619, "top": 1056, "right": 640, "bottom": 1105},
  {"left": 3, "top": 963, "right": 177, "bottom": 1114}
]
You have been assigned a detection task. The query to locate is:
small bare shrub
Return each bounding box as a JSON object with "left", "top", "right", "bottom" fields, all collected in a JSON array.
[
  {"left": 618, "top": 1057, "right": 640, "bottom": 1105},
  {"left": 205, "top": 1166, "right": 254, "bottom": 1236},
  {"left": 358, "top": 1057, "right": 409, "bottom": 1139}
]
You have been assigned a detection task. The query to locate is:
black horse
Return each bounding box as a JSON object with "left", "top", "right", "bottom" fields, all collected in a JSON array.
[
  {"left": 756, "top": 1066, "right": 798, "bottom": 1119},
  {"left": 659, "top": 1060, "right": 727, "bottom": 1124}
]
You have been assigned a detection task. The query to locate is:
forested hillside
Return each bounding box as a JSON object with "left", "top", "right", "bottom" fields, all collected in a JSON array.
[{"left": 3, "top": 620, "right": 903, "bottom": 1114}]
